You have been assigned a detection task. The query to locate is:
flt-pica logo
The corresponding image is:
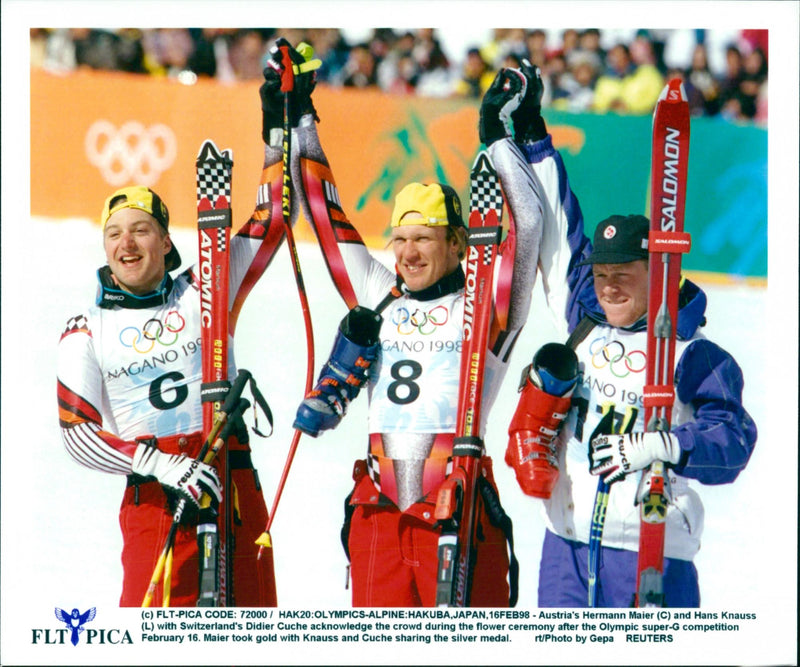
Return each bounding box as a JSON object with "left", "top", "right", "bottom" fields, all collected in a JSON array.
[
  {"left": 55, "top": 607, "right": 96, "bottom": 646},
  {"left": 31, "top": 606, "right": 133, "bottom": 646}
]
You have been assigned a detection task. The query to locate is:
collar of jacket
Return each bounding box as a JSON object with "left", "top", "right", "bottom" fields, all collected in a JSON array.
[
  {"left": 400, "top": 265, "right": 466, "bottom": 302},
  {"left": 95, "top": 265, "right": 173, "bottom": 309}
]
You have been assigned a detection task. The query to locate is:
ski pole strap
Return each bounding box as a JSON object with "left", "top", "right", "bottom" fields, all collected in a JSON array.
[
  {"left": 565, "top": 315, "right": 597, "bottom": 351},
  {"left": 477, "top": 476, "right": 519, "bottom": 607},
  {"left": 374, "top": 285, "right": 403, "bottom": 315},
  {"left": 245, "top": 375, "right": 273, "bottom": 438},
  {"left": 204, "top": 369, "right": 273, "bottom": 438},
  {"left": 278, "top": 44, "right": 295, "bottom": 92}
]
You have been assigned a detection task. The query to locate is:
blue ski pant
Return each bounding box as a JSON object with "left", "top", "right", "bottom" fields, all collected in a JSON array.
[{"left": 538, "top": 530, "right": 700, "bottom": 607}]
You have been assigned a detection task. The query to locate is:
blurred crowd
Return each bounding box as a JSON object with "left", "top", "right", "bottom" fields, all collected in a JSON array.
[{"left": 30, "top": 27, "right": 768, "bottom": 124}]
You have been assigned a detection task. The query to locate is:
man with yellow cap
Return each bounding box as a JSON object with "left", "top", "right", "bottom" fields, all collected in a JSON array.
[
  {"left": 56, "top": 180, "right": 288, "bottom": 602},
  {"left": 260, "top": 40, "right": 548, "bottom": 606}
]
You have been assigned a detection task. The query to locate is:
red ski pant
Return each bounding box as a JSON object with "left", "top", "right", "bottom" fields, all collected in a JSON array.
[
  {"left": 344, "top": 457, "right": 511, "bottom": 607},
  {"left": 118, "top": 432, "right": 277, "bottom": 607}
]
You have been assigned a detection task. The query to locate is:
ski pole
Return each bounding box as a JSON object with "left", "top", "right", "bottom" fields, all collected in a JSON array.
[
  {"left": 142, "top": 396, "right": 250, "bottom": 608},
  {"left": 141, "top": 371, "right": 252, "bottom": 607},
  {"left": 587, "top": 404, "right": 638, "bottom": 606},
  {"left": 256, "top": 39, "right": 317, "bottom": 559}
]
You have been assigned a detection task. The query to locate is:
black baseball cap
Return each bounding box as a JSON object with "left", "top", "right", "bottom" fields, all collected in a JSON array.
[{"left": 577, "top": 214, "right": 650, "bottom": 266}]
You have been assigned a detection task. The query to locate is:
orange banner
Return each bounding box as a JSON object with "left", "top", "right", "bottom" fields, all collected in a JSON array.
[{"left": 30, "top": 68, "right": 485, "bottom": 247}]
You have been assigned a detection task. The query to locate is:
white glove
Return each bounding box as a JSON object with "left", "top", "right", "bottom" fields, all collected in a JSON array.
[
  {"left": 589, "top": 432, "right": 681, "bottom": 484},
  {"left": 132, "top": 443, "right": 222, "bottom": 508}
]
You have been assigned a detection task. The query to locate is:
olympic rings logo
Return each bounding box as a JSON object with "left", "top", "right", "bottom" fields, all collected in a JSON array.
[
  {"left": 589, "top": 337, "right": 646, "bottom": 377},
  {"left": 119, "top": 311, "right": 186, "bottom": 353},
  {"left": 85, "top": 120, "right": 177, "bottom": 186},
  {"left": 393, "top": 304, "right": 449, "bottom": 335}
]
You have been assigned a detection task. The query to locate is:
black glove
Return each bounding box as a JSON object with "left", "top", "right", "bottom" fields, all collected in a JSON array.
[
  {"left": 510, "top": 59, "right": 547, "bottom": 143},
  {"left": 259, "top": 37, "right": 321, "bottom": 141},
  {"left": 479, "top": 67, "right": 527, "bottom": 147}
]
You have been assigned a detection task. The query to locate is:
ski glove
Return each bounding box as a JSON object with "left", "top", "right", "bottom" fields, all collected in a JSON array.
[
  {"left": 260, "top": 37, "right": 321, "bottom": 141},
  {"left": 509, "top": 59, "right": 547, "bottom": 143},
  {"left": 589, "top": 432, "right": 681, "bottom": 485},
  {"left": 131, "top": 442, "right": 222, "bottom": 509},
  {"left": 479, "top": 67, "right": 527, "bottom": 147}
]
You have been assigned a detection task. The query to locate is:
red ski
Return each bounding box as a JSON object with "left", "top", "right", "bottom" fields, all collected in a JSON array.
[
  {"left": 196, "top": 139, "right": 234, "bottom": 606},
  {"left": 434, "top": 151, "right": 504, "bottom": 607},
  {"left": 636, "top": 79, "right": 692, "bottom": 607}
]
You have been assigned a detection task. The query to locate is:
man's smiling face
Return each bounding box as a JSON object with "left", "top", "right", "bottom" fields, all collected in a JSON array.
[
  {"left": 390, "top": 215, "right": 462, "bottom": 292},
  {"left": 103, "top": 208, "right": 171, "bottom": 295}
]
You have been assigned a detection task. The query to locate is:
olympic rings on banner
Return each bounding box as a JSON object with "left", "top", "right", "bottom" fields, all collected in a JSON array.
[
  {"left": 85, "top": 120, "right": 177, "bottom": 186},
  {"left": 392, "top": 304, "right": 449, "bottom": 335},
  {"left": 120, "top": 311, "right": 186, "bottom": 353},
  {"left": 589, "top": 337, "right": 646, "bottom": 377}
]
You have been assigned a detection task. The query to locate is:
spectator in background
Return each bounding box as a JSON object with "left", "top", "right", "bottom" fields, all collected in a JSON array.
[
  {"left": 341, "top": 42, "right": 379, "bottom": 88},
  {"left": 524, "top": 29, "right": 548, "bottom": 69},
  {"left": 452, "top": 46, "right": 495, "bottom": 98},
  {"left": 43, "top": 28, "right": 147, "bottom": 74},
  {"left": 28, "top": 27, "right": 767, "bottom": 124},
  {"left": 685, "top": 44, "right": 721, "bottom": 115},
  {"left": 376, "top": 31, "right": 416, "bottom": 92},
  {"left": 718, "top": 45, "right": 744, "bottom": 108},
  {"left": 543, "top": 53, "right": 570, "bottom": 106},
  {"left": 412, "top": 28, "right": 452, "bottom": 96},
  {"left": 556, "top": 28, "right": 580, "bottom": 63},
  {"left": 228, "top": 29, "right": 268, "bottom": 81},
  {"left": 551, "top": 50, "right": 599, "bottom": 112},
  {"left": 592, "top": 41, "right": 663, "bottom": 114},
  {"left": 305, "top": 28, "right": 350, "bottom": 83},
  {"left": 185, "top": 28, "right": 235, "bottom": 79},
  {"left": 576, "top": 29, "right": 605, "bottom": 69},
  {"left": 738, "top": 46, "right": 768, "bottom": 119},
  {"left": 141, "top": 28, "right": 195, "bottom": 78}
]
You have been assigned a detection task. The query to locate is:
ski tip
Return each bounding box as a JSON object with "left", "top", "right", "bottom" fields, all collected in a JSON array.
[
  {"left": 471, "top": 150, "right": 495, "bottom": 176},
  {"left": 196, "top": 139, "right": 221, "bottom": 162},
  {"left": 196, "top": 139, "right": 234, "bottom": 167},
  {"left": 658, "top": 78, "right": 688, "bottom": 104}
]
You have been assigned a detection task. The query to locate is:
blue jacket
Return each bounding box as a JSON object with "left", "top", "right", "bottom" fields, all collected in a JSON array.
[{"left": 521, "top": 137, "right": 757, "bottom": 487}]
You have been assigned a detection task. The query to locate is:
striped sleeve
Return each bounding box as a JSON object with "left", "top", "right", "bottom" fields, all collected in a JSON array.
[
  {"left": 60, "top": 419, "right": 134, "bottom": 474},
  {"left": 57, "top": 317, "right": 135, "bottom": 475}
]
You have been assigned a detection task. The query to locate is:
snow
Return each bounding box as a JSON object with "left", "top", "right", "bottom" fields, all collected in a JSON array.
[{"left": 1, "top": 216, "right": 796, "bottom": 664}]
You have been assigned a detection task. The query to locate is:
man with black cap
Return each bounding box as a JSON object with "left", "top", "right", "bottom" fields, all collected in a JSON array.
[
  {"left": 498, "top": 63, "right": 757, "bottom": 607},
  {"left": 258, "top": 41, "right": 547, "bottom": 606},
  {"left": 57, "top": 183, "right": 282, "bottom": 607}
]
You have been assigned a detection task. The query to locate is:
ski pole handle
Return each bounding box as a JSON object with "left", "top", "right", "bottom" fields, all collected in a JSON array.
[
  {"left": 196, "top": 369, "right": 252, "bottom": 461},
  {"left": 278, "top": 42, "right": 295, "bottom": 92},
  {"left": 203, "top": 399, "right": 250, "bottom": 467},
  {"left": 221, "top": 368, "right": 252, "bottom": 416}
]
